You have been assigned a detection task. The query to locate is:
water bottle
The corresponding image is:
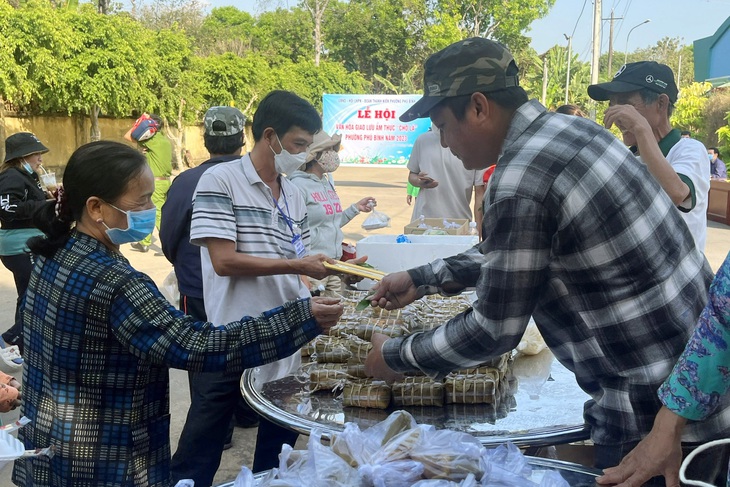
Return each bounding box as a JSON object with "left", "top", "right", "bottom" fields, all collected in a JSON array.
[{"left": 469, "top": 221, "right": 479, "bottom": 245}]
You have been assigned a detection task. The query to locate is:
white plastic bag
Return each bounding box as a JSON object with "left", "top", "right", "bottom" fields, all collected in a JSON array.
[
  {"left": 306, "top": 430, "right": 360, "bottom": 486},
  {"left": 362, "top": 209, "right": 391, "bottom": 230},
  {"left": 479, "top": 443, "right": 570, "bottom": 487},
  {"left": 359, "top": 459, "right": 425, "bottom": 487},
  {"left": 159, "top": 269, "right": 179, "bottom": 308},
  {"left": 409, "top": 428, "right": 484, "bottom": 480}
]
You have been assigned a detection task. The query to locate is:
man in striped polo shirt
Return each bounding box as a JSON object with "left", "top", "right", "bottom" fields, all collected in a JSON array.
[{"left": 189, "top": 91, "right": 334, "bottom": 477}]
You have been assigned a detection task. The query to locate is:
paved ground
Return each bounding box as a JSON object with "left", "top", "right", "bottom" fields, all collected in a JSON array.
[{"left": 1, "top": 165, "right": 729, "bottom": 485}]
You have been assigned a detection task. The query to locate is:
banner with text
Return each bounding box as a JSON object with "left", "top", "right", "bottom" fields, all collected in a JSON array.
[{"left": 322, "top": 94, "right": 431, "bottom": 167}]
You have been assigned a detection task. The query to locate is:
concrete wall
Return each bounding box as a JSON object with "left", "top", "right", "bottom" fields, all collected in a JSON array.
[{"left": 1, "top": 114, "right": 255, "bottom": 176}]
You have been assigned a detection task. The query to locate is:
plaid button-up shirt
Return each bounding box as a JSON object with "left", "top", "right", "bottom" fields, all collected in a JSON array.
[
  {"left": 383, "top": 100, "right": 726, "bottom": 445},
  {"left": 13, "top": 231, "right": 319, "bottom": 487}
]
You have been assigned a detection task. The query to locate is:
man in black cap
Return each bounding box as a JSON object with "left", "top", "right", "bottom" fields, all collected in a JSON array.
[
  {"left": 364, "top": 38, "right": 729, "bottom": 485},
  {"left": 588, "top": 61, "right": 710, "bottom": 253}
]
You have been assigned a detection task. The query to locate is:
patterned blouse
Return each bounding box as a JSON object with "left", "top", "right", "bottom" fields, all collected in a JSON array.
[
  {"left": 659, "top": 251, "right": 730, "bottom": 420},
  {"left": 12, "top": 231, "right": 321, "bottom": 487}
]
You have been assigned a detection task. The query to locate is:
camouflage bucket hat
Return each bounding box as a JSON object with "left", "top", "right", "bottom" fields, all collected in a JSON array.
[
  {"left": 204, "top": 106, "right": 246, "bottom": 136},
  {"left": 400, "top": 37, "right": 520, "bottom": 122}
]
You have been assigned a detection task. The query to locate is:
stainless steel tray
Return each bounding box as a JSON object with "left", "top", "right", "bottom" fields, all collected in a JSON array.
[
  {"left": 215, "top": 457, "right": 601, "bottom": 486},
  {"left": 242, "top": 350, "right": 592, "bottom": 448}
]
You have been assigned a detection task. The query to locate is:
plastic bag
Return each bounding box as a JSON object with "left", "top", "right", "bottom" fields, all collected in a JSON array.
[
  {"left": 516, "top": 320, "right": 547, "bottom": 356},
  {"left": 159, "top": 270, "right": 179, "bottom": 308},
  {"left": 478, "top": 443, "right": 564, "bottom": 487},
  {"left": 412, "top": 473, "right": 478, "bottom": 486},
  {"left": 306, "top": 430, "right": 360, "bottom": 486},
  {"left": 362, "top": 209, "right": 391, "bottom": 230},
  {"left": 409, "top": 428, "right": 484, "bottom": 480},
  {"left": 359, "top": 459, "right": 425, "bottom": 487}
]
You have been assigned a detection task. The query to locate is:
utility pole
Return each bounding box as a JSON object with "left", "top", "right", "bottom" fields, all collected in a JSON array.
[
  {"left": 541, "top": 53, "right": 549, "bottom": 106},
  {"left": 564, "top": 34, "right": 573, "bottom": 105},
  {"left": 677, "top": 54, "right": 683, "bottom": 90},
  {"left": 603, "top": 8, "right": 623, "bottom": 77},
  {"left": 589, "top": 0, "right": 602, "bottom": 120}
]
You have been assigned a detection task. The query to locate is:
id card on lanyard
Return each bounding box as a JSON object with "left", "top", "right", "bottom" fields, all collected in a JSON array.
[{"left": 274, "top": 193, "right": 307, "bottom": 258}]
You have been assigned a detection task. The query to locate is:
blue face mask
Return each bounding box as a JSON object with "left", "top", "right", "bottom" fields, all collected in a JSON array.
[
  {"left": 102, "top": 203, "right": 157, "bottom": 245},
  {"left": 21, "top": 160, "right": 33, "bottom": 174},
  {"left": 709, "top": 154, "right": 715, "bottom": 162}
]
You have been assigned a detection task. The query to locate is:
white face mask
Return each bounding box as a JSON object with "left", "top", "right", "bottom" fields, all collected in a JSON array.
[
  {"left": 270, "top": 134, "right": 307, "bottom": 175},
  {"left": 317, "top": 150, "right": 341, "bottom": 173}
]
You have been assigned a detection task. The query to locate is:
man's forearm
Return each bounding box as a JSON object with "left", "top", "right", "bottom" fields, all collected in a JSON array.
[
  {"left": 636, "top": 133, "right": 690, "bottom": 205},
  {"left": 408, "top": 171, "right": 422, "bottom": 187},
  {"left": 211, "top": 252, "right": 302, "bottom": 277}
]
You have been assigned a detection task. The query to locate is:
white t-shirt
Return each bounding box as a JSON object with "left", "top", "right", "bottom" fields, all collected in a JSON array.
[
  {"left": 190, "top": 154, "right": 310, "bottom": 381},
  {"left": 407, "top": 130, "right": 485, "bottom": 222},
  {"left": 650, "top": 137, "right": 709, "bottom": 252}
]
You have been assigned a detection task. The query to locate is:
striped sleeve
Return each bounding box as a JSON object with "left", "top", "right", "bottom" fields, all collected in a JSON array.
[{"left": 190, "top": 170, "right": 237, "bottom": 246}]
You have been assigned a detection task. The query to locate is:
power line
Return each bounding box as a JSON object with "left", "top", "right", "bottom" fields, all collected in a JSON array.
[{"left": 570, "top": 0, "right": 590, "bottom": 38}]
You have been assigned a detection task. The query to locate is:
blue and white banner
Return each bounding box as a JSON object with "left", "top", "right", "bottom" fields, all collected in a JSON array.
[{"left": 322, "top": 94, "right": 431, "bottom": 166}]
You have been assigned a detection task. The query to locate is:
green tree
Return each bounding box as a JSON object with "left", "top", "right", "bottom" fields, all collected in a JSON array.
[
  {"left": 434, "top": 0, "right": 555, "bottom": 51},
  {"left": 59, "top": 6, "right": 158, "bottom": 140},
  {"left": 134, "top": 0, "right": 206, "bottom": 33},
  {"left": 272, "top": 59, "right": 370, "bottom": 110},
  {"left": 2, "top": 0, "right": 77, "bottom": 112},
  {"left": 324, "top": 0, "right": 419, "bottom": 89},
  {"left": 253, "top": 8, "right": 312, "bottom": 62},
  {"left": 195, "top": 6, "right": 256, "bottom": 57},
  {"left": 148, "top": 27, "right": 205, "bottom": 168},
  {"left": 199, "top": 52, "right": 277, "bottom": 116},
  {"left": 301, "top": 0, "right": 331, "bottom": 66},
  {"left": 673, "top": 81, "right": 712, "bottom": 137}
]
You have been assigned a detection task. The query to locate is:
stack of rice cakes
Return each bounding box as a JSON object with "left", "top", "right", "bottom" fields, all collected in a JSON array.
[{"left": 302, "top": 290, "right": 513, "bottom": 411}]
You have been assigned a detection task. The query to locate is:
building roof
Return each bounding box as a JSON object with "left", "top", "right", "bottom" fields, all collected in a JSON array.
[{"left": 694, "top": 16, "right": 730, "bottom": 85}]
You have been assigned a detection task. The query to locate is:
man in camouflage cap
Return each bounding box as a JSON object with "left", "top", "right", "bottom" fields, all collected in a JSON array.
[
  {"left": 367, "top": 38, "right": 727, "bottom": 485},
  {"left": 160, "top": 106, "right": 257, "bottom": 486},
  {"left": 203, "top": 105, "right": 246, "bottom": 136}
]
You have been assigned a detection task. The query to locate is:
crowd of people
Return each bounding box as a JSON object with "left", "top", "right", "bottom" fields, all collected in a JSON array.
[{"left": 0, "top": 35, "right": 728, "bottom": 487}]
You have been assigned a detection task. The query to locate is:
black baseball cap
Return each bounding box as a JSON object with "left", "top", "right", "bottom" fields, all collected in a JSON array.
[
  {"left": 4, "top": 132, "right": 49, "bottom": 163},
  {"left": 588, "top": 61, "right": 678, "bottom": 104},
  {"left": 400, "top": 37, "right": 520, "bottom": 122}
]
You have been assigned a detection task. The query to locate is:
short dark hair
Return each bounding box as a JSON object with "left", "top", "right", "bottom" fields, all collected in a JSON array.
[
  {"left": 251, "top": 91, "right": 321, "bottom": 142},
  {"left": 710, "top": 147, "right": 720, "bottom": 157},
  {"left": 438, "top": 87, "right": 529, "bottom": 121},
  {"left": 555, "top": 104, "right": 586, "bottom": 117},
  {"left": 680, "top": 130, "right": 691, "bottom": 137},
  {"left": 638, "top": 88, "right": 674, "bottom": 118},
  {"left": 29, "top": 141, "right": 147, "bottom": 257},
  {"left": 204, "top": 132, "right": 244, "bottom": 155}
]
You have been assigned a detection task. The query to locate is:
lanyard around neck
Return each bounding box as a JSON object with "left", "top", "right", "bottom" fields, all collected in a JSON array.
[{"left": 272, "top": 192, "right": 296, "bottom": 235}]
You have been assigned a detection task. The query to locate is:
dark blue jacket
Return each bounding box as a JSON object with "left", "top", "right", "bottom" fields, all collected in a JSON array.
[{"left": 160, "top": 155, "right": 240, "bottom": 298}]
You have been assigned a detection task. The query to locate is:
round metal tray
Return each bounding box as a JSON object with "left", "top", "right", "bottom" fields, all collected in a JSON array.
[
  {"left": 242, "top": 350, "right": 592, "bottom": 448},
  {"left": 215, "top": 456, "right": 601, "bottom": 486}
]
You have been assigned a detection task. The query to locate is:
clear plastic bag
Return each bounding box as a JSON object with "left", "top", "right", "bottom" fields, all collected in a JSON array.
[
  {"left": 362, "top": 209, "right": 391, "bottom": 230},
  {"left": 409, "top": 428, "right": 484, "bottom": 480},
  {"left": 479, "top": 443, "right": 568, "bottom": 487},
  {"left": 305, "top": 430, "right": 360, "bottom": 486},
  {"left": 159, "top": 270, "right": 179, "bottom": 308},
  {"left": 359, "top": 459, "right": 425, "bottom": 487}
]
